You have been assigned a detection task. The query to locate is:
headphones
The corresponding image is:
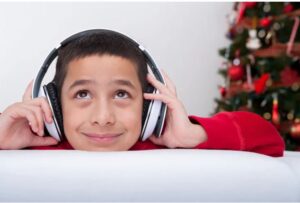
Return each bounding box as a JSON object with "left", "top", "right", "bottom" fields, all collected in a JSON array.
[{"left": 32, "top": 29, "right": 167, "bottom": 142}]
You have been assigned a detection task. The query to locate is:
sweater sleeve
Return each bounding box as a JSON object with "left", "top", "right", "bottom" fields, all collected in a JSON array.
[{"left": 189, "top": 111, "right": 285, "bottom": 157}]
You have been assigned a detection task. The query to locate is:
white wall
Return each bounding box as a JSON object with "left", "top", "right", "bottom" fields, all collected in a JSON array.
[{"left": 0, "top": 2, "right": 231, "bottom": 116}]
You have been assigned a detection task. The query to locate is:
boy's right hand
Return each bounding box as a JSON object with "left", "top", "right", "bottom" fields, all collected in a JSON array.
[{"left": 0, "top": 81, "right": 58, "bottom": 149}]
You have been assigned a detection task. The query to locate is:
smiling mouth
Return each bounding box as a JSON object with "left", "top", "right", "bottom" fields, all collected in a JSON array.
[{"left": 84, "top": 133, "right": 122, "bottom": 142}]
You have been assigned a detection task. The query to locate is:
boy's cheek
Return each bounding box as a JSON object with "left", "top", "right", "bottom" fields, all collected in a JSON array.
[
  {"left": 61, "top": 106, "right": 84, "bottom": 140},
  {"left": 63, "top": 117, "right": 79, "bottom": 142},
  {"left": 118, "top": 107, "right": 142, "bottom": 129}
]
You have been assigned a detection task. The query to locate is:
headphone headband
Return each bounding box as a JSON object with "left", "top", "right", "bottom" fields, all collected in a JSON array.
[{"left": 33, "top": 29, "right": 163, "bottom": 96}]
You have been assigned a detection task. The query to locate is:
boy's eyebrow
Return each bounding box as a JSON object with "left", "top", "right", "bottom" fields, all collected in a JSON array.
[
  {"left": 110, "top": 79, "right": 136, "bottom": 90},
  {"left": 68, "top": 79, "right": 137, "bottom": 91},
  {"left": 68, "top": 79, "right": 96, "bottom": 91}
]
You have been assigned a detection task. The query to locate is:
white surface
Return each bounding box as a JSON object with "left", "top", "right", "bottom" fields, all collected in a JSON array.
[
  {"left": 0, "top": 149, "right": 299, "bottom": 202},
  {"left": 0, "top": 2, "right": 231, "bottom": 116}
]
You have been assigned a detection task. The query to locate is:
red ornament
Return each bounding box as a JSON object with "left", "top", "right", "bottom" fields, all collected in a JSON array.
[
  {"left": 272, "top": 95, "right": 280, "bottom": 126},
  {"left": 291, "top": 122, "right": 300, "bottom": 138},
  {"left": 284, "top": 3, "right": 294, "bottom": 13},
  {"left": 259, "top": 17, "right": 272, "bottom": 28},
  {"left": 219, "top": 86, "right": 227, "bottom": 97},
  {"left": 254, "top": 73, "right": 270, "bottom": 94},
  {"left": 236, "top": 2, "right": 257, "bottom": 24},
  {"left": 228, "top": 65, "right": 244, "bottom": 81}
]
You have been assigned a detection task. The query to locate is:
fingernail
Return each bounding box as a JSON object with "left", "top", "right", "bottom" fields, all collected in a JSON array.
[
  {"left": 46, "top": 116, "right": 52, "bottom": 123},
  {"left": 47, "top": 116, "right": 53, "bottom": 123},
  {"left": 39, "top": 129, "right": 44, "bottom": 137}
]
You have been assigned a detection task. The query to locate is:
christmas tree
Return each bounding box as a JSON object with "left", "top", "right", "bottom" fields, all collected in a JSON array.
[{"left": 215, "top": 2, "right": 300, "bottom": 150}]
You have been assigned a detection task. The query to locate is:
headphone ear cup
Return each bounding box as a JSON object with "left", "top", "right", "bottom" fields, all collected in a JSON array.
[
  {"left": 43, "top": 82, "right": 64, "bottom": 141},
  {"left": 140, "top": 70, "right": 168, "bottom": 141},
  {"left": 141, "top": 84, "right": 154, "bottom": 127},
  {"left": 140, "top": 83, "right": 163, "bottom": 141}
]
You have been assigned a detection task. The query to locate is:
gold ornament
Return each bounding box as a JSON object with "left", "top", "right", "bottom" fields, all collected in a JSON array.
[
  {"left": 291, "top": 122, "right": 300, "bottom": 138},
  {"left": 263, "top": 112, "right": 271, "bottom": 120}
]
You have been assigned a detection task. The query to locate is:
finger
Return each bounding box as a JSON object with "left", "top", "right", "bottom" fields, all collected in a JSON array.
[
  {"left": 28, "top": 97, "right": 53, "bottom": 123},
  {"left": 23, "top": 104, "right": 45, "bottom": 136},
  {"left": 22, "top": 80, "right": 34, "bottom": 102},
  {"left": 13, "top": 106, "right": 39, "bottom": 134},
  {"left": 161, "top": 69, "right": 177, "bottom": 96},
  {"left": 21, "top": 104, "right": 44, "bottom": 136},
  {"left": 147, "top": 74, "right": 171, "bottom": 96},
  {"left": 150, "top": 134, "right": 179, "bottom": 149},
  {"left": 29, "top": 136, "right": 58, "bottom": 147},
  {"left": 144, "top": 93, "right": 178, "bottom": 109},
  {"left": 148, "top": 135, "right": 165, "bottom": 146},
  {"left": 144, "top": 92, "right": 171, "bottom": 102}
]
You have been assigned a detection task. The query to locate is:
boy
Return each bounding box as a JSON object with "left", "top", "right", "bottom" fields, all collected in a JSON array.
[{"left": 0, "top": 30, "right": 284, "bottom": 156}]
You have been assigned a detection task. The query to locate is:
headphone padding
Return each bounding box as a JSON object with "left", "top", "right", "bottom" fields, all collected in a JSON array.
[
  {"left": 142, "top": 84, "right": 155, "bottom": 126},
  {"left": 44, "top": 82, "right": 64, "bottom": 138}
]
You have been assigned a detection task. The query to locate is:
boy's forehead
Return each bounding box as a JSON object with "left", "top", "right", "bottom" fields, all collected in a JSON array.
[
  {"left": 67, "top": 55, "right": 138, "bottom": 74},
  {"left": 69, "top": 54, "right": 137, "bottom": 69},
  {"left": 64, "top": 55, "right": 141, "bottom": 86}
]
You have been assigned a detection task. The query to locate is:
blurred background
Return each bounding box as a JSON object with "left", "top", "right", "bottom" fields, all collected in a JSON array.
[
  {"left": 0, "top": 2, "right": 231, "bottom": 116},
  {"left": 213, "top": 2, "right": 300, "bottom": 150}
]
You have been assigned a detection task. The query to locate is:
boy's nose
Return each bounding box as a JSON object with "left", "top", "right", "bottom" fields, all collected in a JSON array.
[{"left": 90, "top": 100, "right": 116, "bottom": 126}]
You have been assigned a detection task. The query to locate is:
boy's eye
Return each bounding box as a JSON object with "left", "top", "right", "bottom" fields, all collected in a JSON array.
[
  {"left": 115, "top": 90, "right": 129, "bottom": 99},
  {"left": 75, "top": 90, "right": 91, "bottom": 99}
]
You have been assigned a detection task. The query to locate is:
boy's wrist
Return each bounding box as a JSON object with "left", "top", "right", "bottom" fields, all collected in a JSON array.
[{"left": 187, "top": 123, "right": 207, "bottom": 148}]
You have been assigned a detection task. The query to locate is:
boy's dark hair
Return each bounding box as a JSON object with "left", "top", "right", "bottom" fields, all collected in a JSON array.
[{"left": 53, "top": 31, "right": 148, "bottom": 99}]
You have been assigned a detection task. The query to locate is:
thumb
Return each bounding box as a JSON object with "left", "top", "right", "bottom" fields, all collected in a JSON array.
[
  {"left": 148, "top": 135, "right": 165, "bottom": 146},
  {"left": 22, "top": 80, "right": 34, "bottom": 102},
  {"left": 30, "top": 136, "right": 58, "bottom": 147}
]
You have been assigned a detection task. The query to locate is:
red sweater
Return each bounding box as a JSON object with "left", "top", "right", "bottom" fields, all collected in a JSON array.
[{"left": 32, "top": 111, "right": 285, "bottom": 157}]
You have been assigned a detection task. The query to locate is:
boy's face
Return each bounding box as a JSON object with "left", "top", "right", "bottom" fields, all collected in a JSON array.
[{"left": 61, "top": 54, "right": 143, "bottom": 151}]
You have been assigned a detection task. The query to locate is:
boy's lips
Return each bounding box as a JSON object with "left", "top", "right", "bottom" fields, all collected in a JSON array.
[{"left": 83, "top": 132, "right": 122, "bottom": 142}]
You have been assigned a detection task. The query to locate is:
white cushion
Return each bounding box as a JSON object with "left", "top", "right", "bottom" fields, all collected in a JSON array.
[{"left": 0, "top": 149, "right": 299, "bottom": 201}]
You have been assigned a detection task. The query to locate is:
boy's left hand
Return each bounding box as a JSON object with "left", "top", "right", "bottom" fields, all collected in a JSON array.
[{"left": 144, "top": 70, "right": 207, "bottom": 148}]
